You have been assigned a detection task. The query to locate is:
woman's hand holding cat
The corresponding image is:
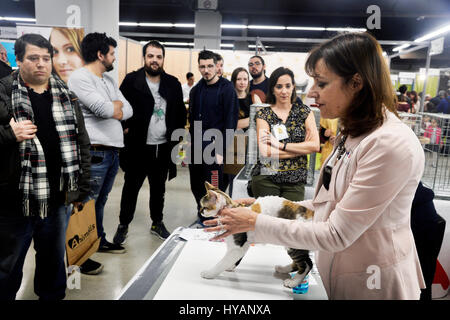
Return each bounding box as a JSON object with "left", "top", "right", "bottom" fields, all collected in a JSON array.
[{"left": 204, "top": 207, "right": 258, "bottom": 241}]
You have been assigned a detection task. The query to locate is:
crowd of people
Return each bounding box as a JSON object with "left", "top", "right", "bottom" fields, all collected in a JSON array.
[
  {"left": 0, "top": 29, "right": 440, "bottom": 300},
  {"left": 396, "top": 83, "right": 450, "bottom": 115}
]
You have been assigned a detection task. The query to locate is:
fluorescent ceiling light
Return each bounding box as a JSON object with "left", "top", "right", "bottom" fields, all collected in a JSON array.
[
  {"left": 221, "top": 24, "right": 247, "bottom": 29},
  {"left": 220, "top": 43, "right": 234, "bottom": 47},
  {"left": 326, "top": 27, "right": 366, "bottom": 32},
  {"left": 119, "top": 22, "right": 195, "bottom": 28},
  {"left": 0, "top": 16, "right": 36, "bottom": 22},
  {"left": 119, "top": 22, "right": 139, "bottom": 26},
  {"left": 140, "top": 41, "right": 194, "bottom": 46},
  {"left": 173, "top": 23, "right": 195, "bottom": 28},
  {"left": 248, "top": 25, "right": 286, "bottom": 30},
  {"left": 414, "top": 23, "right": 450, "bottom": 42},
  {"left": 249, "top": 44, "right": 274, "bottom": 48},
  {"left": 161, "top": 42, "right": 194, "bottom": 46},
  {"left": 138, "top": 22, "right": 173, "bottom": 27},
  {"left": 286, "top": 26, "right": 326, "bottom": 31},
  {"left": 392, "top": 44, "right": 411, "bottom": 52}
]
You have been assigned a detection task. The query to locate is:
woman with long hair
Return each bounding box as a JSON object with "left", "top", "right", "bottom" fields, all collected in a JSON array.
[{"left": 49, "top": 27, "right": 84, "bottom": 83}]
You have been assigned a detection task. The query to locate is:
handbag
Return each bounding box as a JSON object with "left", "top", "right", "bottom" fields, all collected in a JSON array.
[{"left": 65, "top": 199, "right": 101, "bottom": 266}]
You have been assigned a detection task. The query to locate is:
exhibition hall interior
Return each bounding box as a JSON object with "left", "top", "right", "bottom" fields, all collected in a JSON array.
[{"left": 0, "top": 0, "right": 449, "bottom": 301}]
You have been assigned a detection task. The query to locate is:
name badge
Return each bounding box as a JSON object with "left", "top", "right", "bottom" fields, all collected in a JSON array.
[{"left": 272, "top": 124, "right": 289, "bottom": 141}]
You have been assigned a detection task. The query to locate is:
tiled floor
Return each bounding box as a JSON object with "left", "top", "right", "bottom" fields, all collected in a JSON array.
[{"left": 14, "top": 165, "right": 450, "bottom": 300}]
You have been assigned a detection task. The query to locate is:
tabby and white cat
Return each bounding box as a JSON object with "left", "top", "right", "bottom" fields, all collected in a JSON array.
[{"left": 199, "top": 182, "right": 314, "bottom": 288}]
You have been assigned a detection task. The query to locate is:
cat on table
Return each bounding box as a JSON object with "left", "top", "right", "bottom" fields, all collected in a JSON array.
[{"left": 199, "top": 181, "right": 314, "bottom": 288}]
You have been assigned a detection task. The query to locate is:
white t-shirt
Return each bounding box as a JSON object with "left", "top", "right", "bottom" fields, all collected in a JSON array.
[
  {"left": 146, "top": 78, "right": 167, "bottom": 145},
  {"left": 182, "top": 82, "right": 194, "bottom": 102}
]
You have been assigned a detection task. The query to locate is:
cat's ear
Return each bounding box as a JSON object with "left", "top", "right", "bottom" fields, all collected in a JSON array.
[
  {"left": 207, "top": 190, "right": 217, "bottom": 201},
  {"left": 205, "top": 181, "right": 216, "bottom": 190}
]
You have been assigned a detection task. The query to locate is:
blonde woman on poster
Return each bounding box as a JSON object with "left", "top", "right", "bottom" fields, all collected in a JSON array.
[{"left": 49, "top": 27, "right": 84, "bottom": 83}]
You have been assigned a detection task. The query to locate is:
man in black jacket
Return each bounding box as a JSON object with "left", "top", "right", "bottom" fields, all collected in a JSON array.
[
  {"left": 113, "top": 40, "right": 186, "bottom": 243},
  {"left": 0, "top": 34, "right": 91, "bottom": 300},
  {"left": 188, "top": 50, "right": 239, "bottom": 224}
]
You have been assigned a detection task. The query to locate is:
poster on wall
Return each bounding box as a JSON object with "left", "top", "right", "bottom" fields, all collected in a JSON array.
[
  {"left": 0, "top": 39, "right": 17, "bottom": 68},
  {"left": 16, "top": 24, "right": 85, "bottom": 83}
]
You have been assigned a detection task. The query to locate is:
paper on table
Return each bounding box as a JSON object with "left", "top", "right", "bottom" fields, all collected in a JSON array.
[{"left": 178, "top": 228, "right": 224, "bottom": 241}]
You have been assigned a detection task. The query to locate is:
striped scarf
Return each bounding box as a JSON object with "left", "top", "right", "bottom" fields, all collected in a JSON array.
[{"left": 11, "top": 72, "right": 81, "bottom": 218}]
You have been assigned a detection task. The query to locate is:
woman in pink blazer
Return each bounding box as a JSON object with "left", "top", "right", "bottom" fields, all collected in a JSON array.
[{"left": 205, "top": 32, "right": 426, "bottom": 300}]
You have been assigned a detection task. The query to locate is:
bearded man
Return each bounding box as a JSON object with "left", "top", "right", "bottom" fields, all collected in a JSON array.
[
  {"left": 68, "top": 32, "right": 133, "bottom": 274},
  {"left": 112, "top": 40, "right": 186, "bottom": 243}
]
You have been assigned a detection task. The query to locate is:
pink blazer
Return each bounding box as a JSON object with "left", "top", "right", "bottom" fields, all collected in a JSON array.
[{"left": 253, "top": 111, "right": 425, "bottom": 299}]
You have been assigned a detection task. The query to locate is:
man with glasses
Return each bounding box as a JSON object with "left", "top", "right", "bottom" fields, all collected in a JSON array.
[
  {"left": 188, "top": 50, "right": 239, "bottom": 224},
  {"left": 248, "top": 55, "right": 269, "bottom": 101}
]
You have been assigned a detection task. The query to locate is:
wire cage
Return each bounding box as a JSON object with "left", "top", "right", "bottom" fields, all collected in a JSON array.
[{"left": 413, "top": 112, "right": 450, "bottom": 199}]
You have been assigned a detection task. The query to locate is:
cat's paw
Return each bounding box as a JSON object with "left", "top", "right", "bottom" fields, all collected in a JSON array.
[
  {"left": 275, "top": 264, "right": 294, "bottom": 274},
  {"left": 200, "top": 270, "right": 218, "bottom": 279},
  {"left": 283, "top": 277, "right": 302, "bottom": 288}
]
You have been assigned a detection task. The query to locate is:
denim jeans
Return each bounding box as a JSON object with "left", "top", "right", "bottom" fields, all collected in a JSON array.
[
  {"left": 89, "top": 149, "right": 119, "bottom": 246},
  {"left": 0, "top": 205, "right": 72, "bottom": 300}
]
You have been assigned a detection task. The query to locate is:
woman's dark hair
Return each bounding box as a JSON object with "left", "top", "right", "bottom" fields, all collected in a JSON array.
[
  {"left": 15, "top": 33, "right": 53, "bottom": 62},
  {"left": 305, "top": 32, "right": 397, "bottom": 138},
  {"left": 231, "top": 67, "right": 250, "bottom": 94},
  {"left": 410, "top": 90, "right": 418, "bottom": 104},
  {"left": 266, "top": 67, "right": 297, "bottom": 104},
  {"left": 81, "top": 32, "right": 117, "bottom": 63},
  {"left": 142, "top": 40, "right": 165, "bottom": 58}
]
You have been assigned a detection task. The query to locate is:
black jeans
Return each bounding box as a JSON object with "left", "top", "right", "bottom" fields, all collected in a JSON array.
[
  {"left": 119, "top": 143, "right": 170, "bottom": 226},
  {"left": 189, "top": 162, "right": 226, "bottom": 220},
  {"left": 0, "top": 205, "right": 71, "bottom": 300}
]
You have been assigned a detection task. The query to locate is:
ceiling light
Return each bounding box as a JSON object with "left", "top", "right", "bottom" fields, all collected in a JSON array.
[
  {"left": 392, "top": 44, "right": 411, "bottom": 52},
  {"left": 249, "top": 44, "right": 274, "bottom": 48},
  {"left": 0, "top": 16, "right": 36, "bottom": 22},
  {"left": 173, "top": 23, "right": 195, "bottom": 28},
  {"left": 119, "top": 22, "right": 139, "bottom": 26},
  {"left": 326, "top": 27, "right": 366, "bottom": 32},
  {"left": 414, "top": 23, "right": 450, "bottom": 42},
  {"left": 161, "top": 42, "right": 194, "bottom": 46},
  {"left": 247, "top": 25, "right": 286, "bottom": 30},
  {"left": 138, "top": 22, "right": 173, "bottom": 27},
  {"left": 220, "top": 44, "right": 234, "bottom": 48},
  {"left": 286, "top": 26, "right": 326, "bottom": 31},
  {"left": 221, "top": 24, "right": 247, "bottom": 29}
]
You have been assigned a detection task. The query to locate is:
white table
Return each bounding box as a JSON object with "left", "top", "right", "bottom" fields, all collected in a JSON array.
[{"left": 118, "top": 227, "right": 328, "bottom": 300}]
